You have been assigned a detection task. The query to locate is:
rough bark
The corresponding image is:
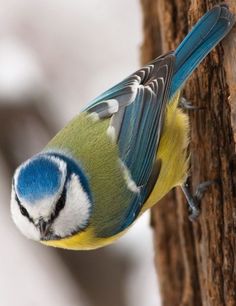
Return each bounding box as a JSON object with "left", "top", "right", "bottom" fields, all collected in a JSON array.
[{"left": 140, "top": 1, "right": 236, "bottom": 306}]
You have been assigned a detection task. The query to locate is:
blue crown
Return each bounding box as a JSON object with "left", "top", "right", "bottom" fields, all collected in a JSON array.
[{"left": 15, "top": 156, "right": 63, "bottom": 204}]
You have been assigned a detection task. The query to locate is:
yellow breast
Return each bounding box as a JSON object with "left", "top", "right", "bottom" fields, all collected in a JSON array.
[{"left": 41, "top": 226, "right": 127, "bottom": 250}]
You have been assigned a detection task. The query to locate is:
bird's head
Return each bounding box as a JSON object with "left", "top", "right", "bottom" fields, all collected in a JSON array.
[{"left": 11, "top": 153, "right": 93, "bottom": 241}]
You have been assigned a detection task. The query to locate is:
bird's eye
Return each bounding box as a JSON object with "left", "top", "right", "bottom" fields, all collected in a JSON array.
[
  {"left": 53, "top": 189, "right": 66, "bottom": 219},
  {"left": 19, "top": 204, "right": 29, "bottom": 218},
  {"left": 15, "top": 194, "right": 27, "bottom": 216}
]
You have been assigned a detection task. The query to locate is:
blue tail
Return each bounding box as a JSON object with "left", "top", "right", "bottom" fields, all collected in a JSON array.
[{"left": 170, "top": 4, "right": 235, "bottom": 97}]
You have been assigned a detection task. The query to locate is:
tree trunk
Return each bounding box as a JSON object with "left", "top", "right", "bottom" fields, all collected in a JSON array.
[{"left": 140, "top": 1, "right": 236, "bottom": 306}]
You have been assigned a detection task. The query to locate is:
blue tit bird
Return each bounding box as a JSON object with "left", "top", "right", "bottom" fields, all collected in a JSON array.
[{"left": 11, "top": 4, "right": 235, "bottom": 250}]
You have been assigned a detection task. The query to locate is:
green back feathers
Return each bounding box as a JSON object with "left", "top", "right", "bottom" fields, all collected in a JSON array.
[{"left": 45, "top": 114, "right": 133, "bottom": 237}]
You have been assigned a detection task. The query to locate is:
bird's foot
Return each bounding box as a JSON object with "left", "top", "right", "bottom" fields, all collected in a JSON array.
[
  {"left": 179, "top": 97, "right": 205, "bottom": 110},
  {"left": 181, "top": 180, "right": 215, "bottom": 221}
]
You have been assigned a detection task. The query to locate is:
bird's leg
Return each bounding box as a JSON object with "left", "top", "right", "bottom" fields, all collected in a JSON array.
[
  {"left": 179, "top": 97, "right": 205, "bottom": 110},
  {"left": 181, "top": 180, "right": 215, "bottom": 221},
  {"left": 181, "top": 183, "right": 200, "bottom": 220}
]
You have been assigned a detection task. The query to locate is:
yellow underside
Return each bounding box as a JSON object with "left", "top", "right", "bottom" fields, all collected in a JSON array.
[
  {"left": 141, "top": 92, "right": 189, "bottom": 212},
  {"left": 42, "top": 93, "right": 190, "bottom": 250}
]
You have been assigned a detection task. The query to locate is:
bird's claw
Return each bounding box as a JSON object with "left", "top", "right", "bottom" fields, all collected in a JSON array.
[
  {"left": 188, "top": 200, "right": 200, "bottom": 221},
  {"left": 194, "top": 180, "right": 215, "bottom": 201},
  {"left": 179, "top": 97, "right": 205, "bottom": 110},
  {"left": 182, "top": 180, "right": 216, "bottom": 221}
]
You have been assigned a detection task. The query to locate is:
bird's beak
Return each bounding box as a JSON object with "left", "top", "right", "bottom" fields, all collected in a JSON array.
[{"left": 38, "top": 219, "right": 51, "bottom": 238}]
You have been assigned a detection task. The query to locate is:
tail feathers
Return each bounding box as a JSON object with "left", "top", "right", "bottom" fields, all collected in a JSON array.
[{"left": 170, "top": 4, "right": 235, "bottom": 97}]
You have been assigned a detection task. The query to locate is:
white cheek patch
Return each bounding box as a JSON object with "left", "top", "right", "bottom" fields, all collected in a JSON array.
[
  {"left": 10, "top": 190, "right": 40, "bottom": 241},
  {"left": 52, "top": 174, "right": 92, "bottom": 237}
]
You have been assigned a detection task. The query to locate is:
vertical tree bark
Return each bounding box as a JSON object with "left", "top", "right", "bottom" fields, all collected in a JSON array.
[{"left": 140, "top": 1, "right": 236, "bottom": 306}]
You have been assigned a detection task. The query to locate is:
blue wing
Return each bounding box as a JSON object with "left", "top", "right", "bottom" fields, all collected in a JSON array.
[
  {"left": 81, "top": 4, "right": 234, "bottom": 236},
  {"left": 170, "top": 3, "right": 235, "bottom": 97},
  {"left": 84, "top": 53, "right": 175, "bottom": 234}
]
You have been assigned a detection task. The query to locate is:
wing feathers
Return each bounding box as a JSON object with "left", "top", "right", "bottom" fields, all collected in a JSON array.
[{"left": 83, "top": 53, "right": 175, "bottom": 234}]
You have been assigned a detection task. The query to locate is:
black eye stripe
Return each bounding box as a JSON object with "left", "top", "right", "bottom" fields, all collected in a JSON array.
[
  {"left": 50, "top": 187, "right": 66, "bottom": 222},
  {"left": 15, "top": 194, "right": 34, "bottom": 224}
]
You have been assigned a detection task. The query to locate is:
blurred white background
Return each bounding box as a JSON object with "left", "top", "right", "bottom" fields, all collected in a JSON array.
[{"left": 0, "top": 1, "right": 161, "bottom": 305}]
